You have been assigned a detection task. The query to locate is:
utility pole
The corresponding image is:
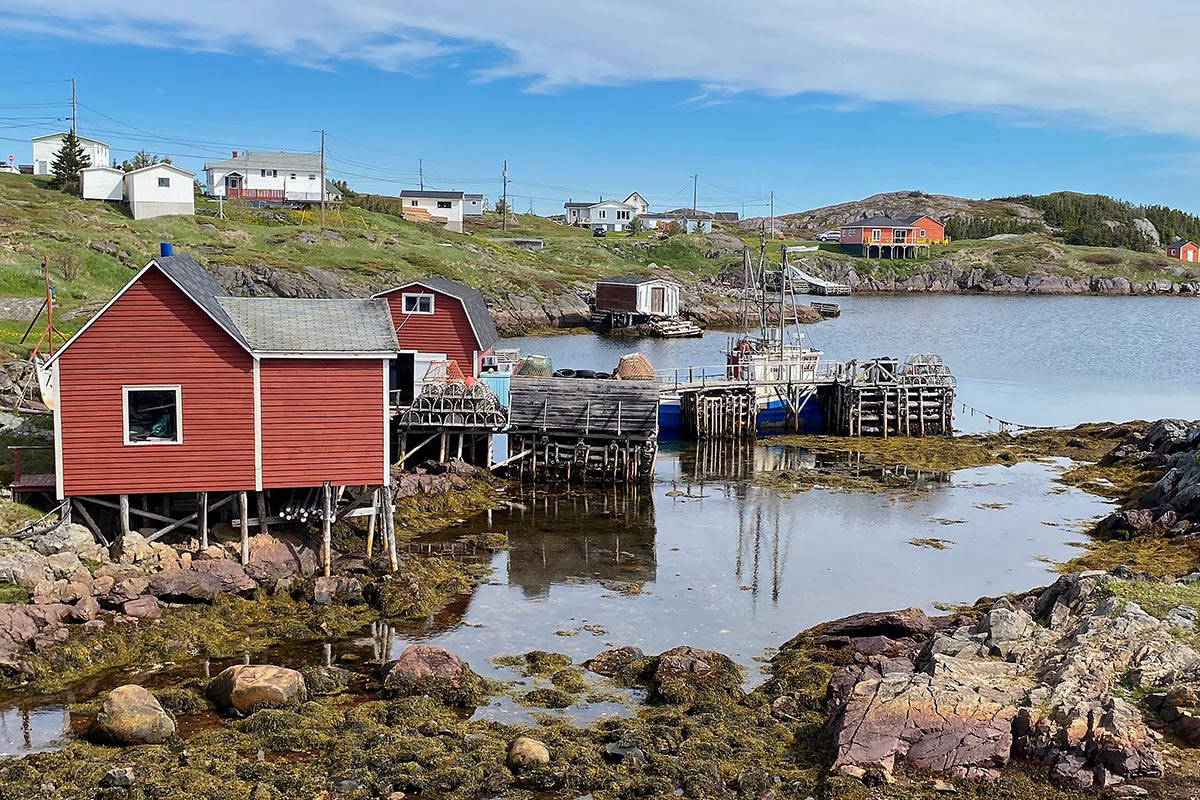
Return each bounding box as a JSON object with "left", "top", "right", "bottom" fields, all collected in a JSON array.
[
  {"left": 769, "top": 190, "right": 774, "bottom": 239},
  {"left": 501, "top": 160, "right": 508, "bottom": 231},
  {"left": 418, "top": 158, "right": 423, "bottom": 191},
  {"left": 319, "top": 128, "right": 326, "bottom": 227},
  {"left": 70, "top": 78, "right": 76, "bottom": 133},
  {"left": 692, "top": 173, "right": 698, "bottom": 215}
]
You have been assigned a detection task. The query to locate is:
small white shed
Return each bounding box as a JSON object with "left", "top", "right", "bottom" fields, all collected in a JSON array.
[
  {"left": 80, "top": 166, "right": 124, "bottom": 201},
  {"left": 124, "top": 163, "right": 195, "bottom": 220}
]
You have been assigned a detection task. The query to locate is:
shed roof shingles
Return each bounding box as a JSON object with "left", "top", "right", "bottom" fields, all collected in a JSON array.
[{"left": 218, "top": 297, "right": 398, "bottom": 353}]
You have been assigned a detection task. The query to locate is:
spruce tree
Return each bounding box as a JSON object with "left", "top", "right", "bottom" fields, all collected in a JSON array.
[{"left": 49, "top": 130, "right": 92, "bottom": 194}]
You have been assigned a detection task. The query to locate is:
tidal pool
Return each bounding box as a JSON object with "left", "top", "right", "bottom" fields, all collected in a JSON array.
[{"left": 0, "top": 441, "right": 1114, "bottom": 753}]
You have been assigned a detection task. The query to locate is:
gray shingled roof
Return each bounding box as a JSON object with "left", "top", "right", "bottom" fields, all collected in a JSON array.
[
  {"left": 843, "top": 215, "right": 910, "bottom": 228},
  {"left": 400, "top": 190, "right": 464, "bottom": 200},
  {"left": 217, "top": 297, "right": 397, "bottom": 353},
  {"left": 153, "top": 253, "right": 248, "bottom": 349},
  {"left": 203, "top": 151, "right": 323, "bottom": 172},
  {"left": 374, "top": 276, "right": 497, "bottom": 351}
]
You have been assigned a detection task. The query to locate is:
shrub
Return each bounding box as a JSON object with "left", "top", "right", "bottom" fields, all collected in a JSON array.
[
  {"left": 58, "top": 252, "right": 84, "bottom": 281},
  {"left": 1081, "top": 251, "right": 1122, "bottom": 265}
]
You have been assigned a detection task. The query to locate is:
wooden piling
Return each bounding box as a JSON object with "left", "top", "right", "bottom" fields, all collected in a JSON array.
[
  {"left": 197, "top": 491, "right": 208, "bottom": 549},
  {"left": 256, "top": 491, "right": 269, "bottom": 536},
  {"left": 238, "top": 491, "right": 249, "bottom": 564},
  {"left": 321, "top": 481, "right": 332, "bottom": 578},
  {"left": 119, "top": 494, "right": 131, "bottom": 538},
  {"left": 365, "top": 488, "right": 378, "bottom": 561}
]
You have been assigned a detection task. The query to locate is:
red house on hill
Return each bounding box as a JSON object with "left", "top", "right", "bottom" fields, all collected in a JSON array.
[
  {"left": 1165, "top": 239, "right": 1199, "bottom": 262},
  {"left": 46, "top": 247, "right": 397, "bottom": 539},
  {"left": 372, "top": 277, "right": 498, "bottom": 406},
  {"left": 839, "top": 215, "right": 946, "bottom": 259}
]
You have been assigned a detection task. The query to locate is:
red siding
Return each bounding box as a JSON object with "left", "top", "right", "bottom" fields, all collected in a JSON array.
[
  {"left": 57, "top": 268, "right": 255, "bottom": 495},
  {"left": 1167, "top": 242, "right": 1199, "bottom": 261},
  {"left": 595, "top": 283, "right": 638, "bottom": 312},
  {"left": 908, "top": 216, "right": 945, "bottom": 242},
  {"left": 259, "top": 358, "right": 385, "bottom": 488},
  {"left": 380, "top": 286, "right": 482, "bottom": 375}
]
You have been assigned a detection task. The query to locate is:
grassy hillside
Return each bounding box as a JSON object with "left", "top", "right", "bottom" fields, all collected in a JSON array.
[{"left": 0, "top": 174, "right": 737, "bottom": 357}]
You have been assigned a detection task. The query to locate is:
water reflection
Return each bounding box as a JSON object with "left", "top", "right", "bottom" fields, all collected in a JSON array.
[
  {"left": 0, "top": 704, "right": 72, "bottom": 756},
  {"left": 502, "top": 488, "right": 657, "bottom": 597}
]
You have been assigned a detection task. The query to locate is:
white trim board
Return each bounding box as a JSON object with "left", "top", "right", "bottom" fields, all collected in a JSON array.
[{"left": 253, "top": 358, "right": 263, "bottom": 491}]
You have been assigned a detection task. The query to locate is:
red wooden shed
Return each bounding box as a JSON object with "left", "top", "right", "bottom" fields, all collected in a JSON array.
[
  {"left": 372, "top": 277, "right": 499, "bottom": 405},
  {"left": 1166, "top": 239, "right": 1199, "bottom": 262},
  {"left": 46, "top": 250, "right": 398, "bottom": 530}
]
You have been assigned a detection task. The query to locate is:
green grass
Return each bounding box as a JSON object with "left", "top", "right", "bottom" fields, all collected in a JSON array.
[
  {"left": 1105, "top": 579, "right": 1200, "bottom": 619},
  {"left": 0, "top": 174, "right": 746, "bottom": 354}
]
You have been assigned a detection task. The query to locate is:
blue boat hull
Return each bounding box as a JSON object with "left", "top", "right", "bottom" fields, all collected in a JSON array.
[{"left": 657, "top": 396, "right": 824, "bottom": 439}]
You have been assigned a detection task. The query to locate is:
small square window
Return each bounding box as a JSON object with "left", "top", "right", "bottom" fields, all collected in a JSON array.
[
  {"left": 157, "top": 177, "right": 170, "bottom": 188},
  {"left": 123, "top": 386, "right": 181, "bottom": 445},
  {"left": 290, "top": 173, "right": 297, "bottom": 180},
  {"left": 402, "top": 293, "right": 434, "bottom": 314},
  {"left": 309, "top": 174, "right": 316, "bottom": 180},
  {"left": 410, "top": 200, "right": 418, "bottom": 206},
  {"left": 437, "top": 200, "right": 452, "bottom": 209}
]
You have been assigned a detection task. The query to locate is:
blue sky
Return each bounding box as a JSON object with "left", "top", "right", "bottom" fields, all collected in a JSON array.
[{"left": 3, "top": 1, "right": 1199, "bottom": 216}]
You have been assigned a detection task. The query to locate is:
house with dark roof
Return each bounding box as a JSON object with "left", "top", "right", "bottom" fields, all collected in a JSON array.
[
  {"left": 46, "top": 245, "right": 395, "bottom": 510},
  {"left": 1165, "top": 238, "right": 1199, "bottom": 263},
  {"left": 838, "top": 214, "right": 945, "bottom": 258},
  {"left": 399, "top": 190, "right": 466, "bottom": 232},
  {"left": 372, "top": 276, "right": 499, "bottom": 404},
  {"left": 639, "top": 209, "right": 714, "bottom": 235},
  {"left": 203, "top": 151, "right": 342, "bottom": 205}
]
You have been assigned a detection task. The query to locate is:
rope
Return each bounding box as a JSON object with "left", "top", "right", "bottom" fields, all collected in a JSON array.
[{"left": 957, "top": 401, "right": 1056, "bottom": 432}]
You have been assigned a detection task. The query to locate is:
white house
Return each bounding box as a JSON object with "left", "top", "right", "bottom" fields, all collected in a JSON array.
[
  {"left": 203, "top": 151, "right": 342, "bottom": 205},
  {"left": 80, "top": 166, "right": 124, "bottom": 201},
  {"left": 400, "top": 190, "right": 465, "bottom": 233},
  {"left": 623, "top": 192, "right": 650, "bottom": 216},
  {"left": 464, "top": 193, "right": 484, "bottom": 216},
  {"left": 640, "top": 211, "right": 713, "bottom": 235},
  {"left": 124, "top": 163, "right": 195, "bottom": 220},
  {"left": 564, "top": 199, "right": 637, "bottom": 232},
  {"left": 31, "top": 132, "right": 110, "bottom": 176}
]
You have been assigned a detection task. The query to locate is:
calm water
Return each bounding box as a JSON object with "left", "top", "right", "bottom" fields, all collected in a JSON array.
[{"left": 503, "top": 294, "right": 1200, "bottom": 431}]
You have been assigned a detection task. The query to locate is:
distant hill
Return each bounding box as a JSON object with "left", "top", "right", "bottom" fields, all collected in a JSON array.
[{"left": 740, "top": 190, "right": 1200, "bottom": 252}]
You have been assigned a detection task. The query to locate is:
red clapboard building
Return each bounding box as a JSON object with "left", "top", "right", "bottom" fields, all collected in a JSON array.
[
  {"left": 372, "top": 277, "right": 498, "bottom": 406},
  {"left": 1165, "top": 239, "right": 1200, "bottom": 262},
  {"left": 46, "top": 246, "right": 398, "bottom": 539}
]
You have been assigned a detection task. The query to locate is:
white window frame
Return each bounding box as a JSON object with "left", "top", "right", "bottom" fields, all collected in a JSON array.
[
  {"left": 308, "top": 174, "right": 316, "bottom": 180},
  {"left": 402, "top": 292, "right": 435, "bottom": 315},
  {"left": 871, "top": 228, "right": 881, "bottom": 240},
  {"left": 122, "top": 384, "right": 183, "bottom": 446},
  {"left": 919, "top": 228, "right": 926, "bottom": 238},
  {"left": 157, "top": 177, "right": 170, "bottom": 188}
]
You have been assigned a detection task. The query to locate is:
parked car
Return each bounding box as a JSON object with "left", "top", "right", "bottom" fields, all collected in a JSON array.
[
  {"left": 592, "top": 226, "right": 607, "bottom": 237},
  {"left": 815, "top": 229, "right": 841, "bottom": 242}
]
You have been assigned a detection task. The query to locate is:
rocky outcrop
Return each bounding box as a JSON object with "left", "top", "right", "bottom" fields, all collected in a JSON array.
[
  {"left": 91, "top": 684, "right": 176, "bottom": 744},
  {"left": 206, "top": 664, "right": 307, "bottom": 715},
  {"left": 1097, "top": 419, "right": 1200, "bottom": 537},
  {"left": 650, "top": 645, "right": 743, "bottom": 706},
  {"left": 243, "top": 532, "right": 318, "bottom": 588},
  {"left": 821, "top": 569, "right": 1200, "bottom": 789}
]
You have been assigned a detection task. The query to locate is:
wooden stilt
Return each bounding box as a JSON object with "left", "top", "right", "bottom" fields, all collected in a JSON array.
[
  {"left": 256, "top": 491, "right": 269, "bottom": 536},
  {"left": 365, "top": 488, "right": 378, "bottom": 561},
  {"left": 119, "top": 494, "right": 131, "bottom": 538},
  {"left": 321, "top": 481, "right": 332, "bottom": 578},
  {"left": 383, "top": 484, "right": 398, "bottom": 572},
  {"left": 197, "top": 491, "right": 208, "bottom": 549},
  {"left": 239, "top": 491, "right": 249, "bottom": 564}
]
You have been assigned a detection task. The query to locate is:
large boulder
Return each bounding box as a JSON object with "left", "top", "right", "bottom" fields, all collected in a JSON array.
[
  {"left": 27, "top": 523, "right": 107, "bottom": 562},
  {"left": 814, "top": 607, "right": 938, "bottom": 656},
  {"left": 148, "top": 567, "right": 223, "bottom": 603},
  {"left": 312, "top": 575, "right": 363, "bottom": 605},
  {"left": 507, "top": 736, "right": 551, "bottom": 769},
  {"left": 91, "top": 684, "right": 175, "bottom": 744},
  {"left": 243, "top": 533, "right": 318, "bottom": 587},
  {"left": 0, "top": 539, "right": 48, "bottom": 589},
  {"left": 189, "top": 559, "right": 257, "bottom": 594},
  {"left": 380, "top": 644, "right": 488, "bottom": 706},
  {"left": 206, "top": 664, "right": 307, "bottom": 715}
]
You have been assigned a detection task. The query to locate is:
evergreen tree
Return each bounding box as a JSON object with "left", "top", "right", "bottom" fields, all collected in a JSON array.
[
  {"left": 120, "top": 149, "right": 172, "bottom": 172},
  {"left": 49, "top": 130, "right": 92, "bottom": 194}
]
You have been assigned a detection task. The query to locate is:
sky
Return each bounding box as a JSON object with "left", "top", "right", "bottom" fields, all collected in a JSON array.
[{"left": 2, "top": 0, "right": 1199, "bottom": 217}]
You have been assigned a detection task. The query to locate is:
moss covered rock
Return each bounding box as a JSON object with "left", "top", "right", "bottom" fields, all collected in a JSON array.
[
  {"left": 649, "top": 646, "right": 743, "bottom": 706},
  {"left": 380, "top": 643, "right": 489, "bottom": 706},
  {"left": 207, "top": 664, "right": 308, "bottom": 715}
]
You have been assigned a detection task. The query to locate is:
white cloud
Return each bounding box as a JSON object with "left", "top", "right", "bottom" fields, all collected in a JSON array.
[{"left": 9, "top": 0, "right": 1200, "bottom": 135}]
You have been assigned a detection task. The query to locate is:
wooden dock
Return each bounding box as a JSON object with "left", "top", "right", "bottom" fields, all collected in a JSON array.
[
  {"left": 827, "top": 357, "right": 955, "bottom": 437},
  {"left": 506, "top": 375, "right": 659, "bottom": 483}
]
